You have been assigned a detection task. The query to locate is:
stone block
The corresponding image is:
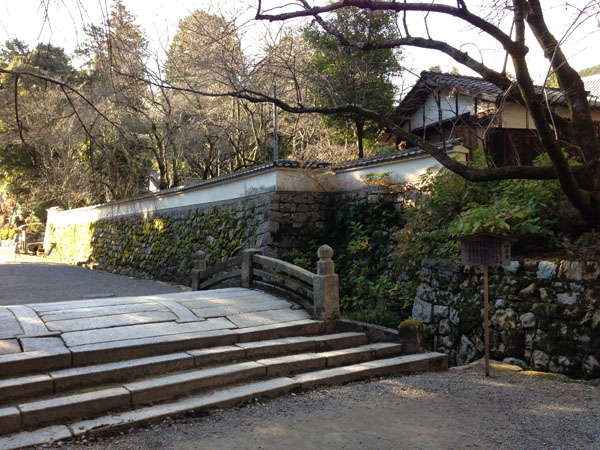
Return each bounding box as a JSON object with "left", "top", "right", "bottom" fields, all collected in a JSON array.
[
  {"left": 532, "top": 350, "right": 550, "bottom": 371},
  {"left": 433, "top": 305, "right": 449, "bottom": 319},
  {"left": 559, "top": 261, "right": 583, "bottom": 281},
  {"left": 438, "top": 319, "right": 452, "bottom": 336},
  {"left": 126, "top": 362, "right": 266, "bottom": 406},
  {"left": 582, "top": 355, "right": 600, "bottom": 379},
  {"left": 412, "top": 297, "right": 433, "bottom": 324},
  {"left": 188, "top": 346, "right": 245, "bottom": 366},
  {"left": 556, "top": 292, "right": 579, "bottom": 305},
  {"left": 0, "top": 349, "right": 71, "bottom": 378},
  {"left": 0, "top": 374, "right": 54, "bottom": 403},
  {"left": 0, "top": 407, "right": 21, "bottom": 435},
  {"left": 536, "top": 261, "right": 557, "bottom": 280},
  {"left": 237, "top": 337, "right": 315, "bottom": 359},
  {"left": 581, "top": 262, "right": 599, "bottom": 280},
  {"left": 20, "top": 387, "right": 131, "bottom": 429},
  {"left": 519, "top": 282, "right": 537, "bottom": 298},
  {"left": 0, "top": 339, "right": 21, "bottom": 355},
  {"left": 569, "top": 282, "right": 585, "bottom": 293},
  {"left": 456, "top": 335, "right": 477, "bottom": 366},
  {"left": 448, "top": 308, "right": 460, "bottom": 326},
  {"left": 257, "top": 353, "right": 326, "bottom": 376},
  {"left": 415, "top": 283, "right": 435, "bottom": 302},
  {"left": 420, "top": 268, "right": 432, "bottom": 282},
  {"left": 311, "top": 332, "right": 369, "bottom": 351},
  {"left": 501, "top": 357, "right": 528, "bottom": 370},
  {"left": 519, "top": 312, "right": 536, "bottom": 329},
  {"left": 0, "top": 425, "right": 73, "bottom": 450},
  {"left": 556, "top": 356, "right": 579, "bottom": 376},
  {"left": 503, "top": 261, "right": 520, "bottom": 273}
]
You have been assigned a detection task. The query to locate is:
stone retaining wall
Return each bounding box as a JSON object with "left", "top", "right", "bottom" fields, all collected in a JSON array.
[
  {"left": 412, "top": 258, "right": 600, "bottom": 379},
  {"left": 45, "top": 190, "right": 332, "bottom": 285}
]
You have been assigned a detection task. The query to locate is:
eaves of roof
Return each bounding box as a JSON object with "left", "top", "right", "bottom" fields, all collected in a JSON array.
[{"left": 396, "top": 70, "right": 600, "bottom": 123}]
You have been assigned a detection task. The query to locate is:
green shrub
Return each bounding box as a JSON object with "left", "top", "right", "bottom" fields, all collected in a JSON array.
[
  {"left": 395, "top": 151, "right": 577, "bottom": 298},
  {"left": 283, "top": 199, "right": 408, "bottom": 329}
]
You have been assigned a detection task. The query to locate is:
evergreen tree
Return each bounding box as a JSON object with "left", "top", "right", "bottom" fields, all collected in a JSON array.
[{"left": 303, "top": 7, "right": 401, "bottom": 158}]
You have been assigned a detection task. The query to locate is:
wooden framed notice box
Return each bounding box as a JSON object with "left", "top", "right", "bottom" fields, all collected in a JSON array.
[
  {"left": 457, "top": 232, "right": 514, "bottom": 267},
  {"left": 457, "top": 232, "right": 515, "bottom": 376}
]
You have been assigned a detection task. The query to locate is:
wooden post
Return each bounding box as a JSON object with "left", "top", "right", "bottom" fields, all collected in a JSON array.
[
  {"left": 241, "top": 249, "right": 262, "bottom": 288},
  {"left": 313, "top": 245, "right": 340, "bottom": 332},
  {"left": 191, "top": 250, "right": 206, "bottom": 290},
  {"left": 483, "top": 265, "right": 490, "bottom": 377}
]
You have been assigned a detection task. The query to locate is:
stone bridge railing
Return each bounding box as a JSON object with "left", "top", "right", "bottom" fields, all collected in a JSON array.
[{"left": 191, "top": 245, "right": 340, "bottom": 331}]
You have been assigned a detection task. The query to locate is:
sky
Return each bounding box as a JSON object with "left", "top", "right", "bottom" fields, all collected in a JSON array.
[{"left": 0, "top": 0, "right": 598, "bottom": 94}]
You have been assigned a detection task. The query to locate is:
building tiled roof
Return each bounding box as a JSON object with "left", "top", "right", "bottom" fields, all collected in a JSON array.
[
  {"left": 396, "top": 71, "right": 600, "bottom": 124},
  {"left": 583, "top": 75, "right": 600, "bottom": 98}
]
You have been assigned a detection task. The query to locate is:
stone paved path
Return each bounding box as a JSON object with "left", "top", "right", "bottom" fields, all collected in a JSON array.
[
  {"left": 0, "top": 248, "right": 183, "bottom": 306},
  {"left": 0, "top": 287, "right": 309, "bottom": 360}
]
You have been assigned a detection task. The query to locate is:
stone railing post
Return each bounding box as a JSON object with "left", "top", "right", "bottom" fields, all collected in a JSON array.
[
  {"left": 313, "top": 244, "right": 340, "bottom": 332},
  {"left": 191, "top": 250, "right": 206, "bottom": 290},
  {"left": 242, "top": 249, "right": 262, "bottom": 288}
]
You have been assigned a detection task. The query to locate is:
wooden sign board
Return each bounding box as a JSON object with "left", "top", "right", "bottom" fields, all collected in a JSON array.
[{"left": 457, "top": 232, "right": 514, "bottom": 267}]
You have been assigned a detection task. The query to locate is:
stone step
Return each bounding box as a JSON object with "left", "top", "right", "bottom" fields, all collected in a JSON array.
[
  {"left": 0, "top": 319, "right": 324, "bottom": 378},
  {"left": 0, "top": 352, "right": 447, "bottom": 450},
  {"left": 0, "top": 332, "right": 369, "bottom": 404},
  {"left": 1, "top": 343, "right": 405, "bottom": 435}
]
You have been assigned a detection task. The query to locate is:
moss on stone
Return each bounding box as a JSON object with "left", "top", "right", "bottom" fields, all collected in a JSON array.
[
  {"left": 399, "top": 319, "right": 424, "bottom": 329},
  {"left": 460, "top": 302, "right": 481, "bottom": 334},
  {"left": 521, "top": 370, "right": 571, "bottom": 383}
]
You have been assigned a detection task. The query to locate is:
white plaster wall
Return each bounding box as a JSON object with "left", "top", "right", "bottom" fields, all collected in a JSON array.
[
  {"left": 330, "top": 147, "right": 469, "bottom": 191},
  {"left": 409, "top": 90, "right": 475, "bottom": 130},
  {"left": 47, "top": 169, "right": 280, "bottom": 228},
  {"left": 45, "top": 147, "right": 469, "bottom": 242}
]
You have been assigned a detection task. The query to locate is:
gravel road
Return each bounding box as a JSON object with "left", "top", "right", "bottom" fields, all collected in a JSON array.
[
  {"left": 50, "top": 364, "right": 600, "bottom": 450},
  {"left": 0, "top": 249, "right": 184, "bottom": 305}
]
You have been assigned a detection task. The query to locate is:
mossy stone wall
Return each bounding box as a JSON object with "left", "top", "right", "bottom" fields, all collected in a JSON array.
[
  {"left": 414, "top": 258, "right": 600, "bottom": 379},
  {"left": 46, "top": 191, "right": 331, "bottom": 285}
]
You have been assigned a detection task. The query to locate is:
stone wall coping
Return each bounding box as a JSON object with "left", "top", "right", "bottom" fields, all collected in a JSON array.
[
  {"left": 332, "top": 138, "right": 462, "bottom": 172},
  {"left": 47, "top": 162, "right": 329, "bottom": 215}
]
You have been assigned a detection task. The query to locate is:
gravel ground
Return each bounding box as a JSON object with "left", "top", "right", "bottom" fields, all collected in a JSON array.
[
  {"left": 0, "top": 248, "right": 184, "bottom": 305},
  {"left": 49, "top": 364, "right": 600, "bottom": 450}
]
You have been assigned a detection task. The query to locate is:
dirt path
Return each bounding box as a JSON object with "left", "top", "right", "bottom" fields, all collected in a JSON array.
[{"left": 53, "top": 364, "right": 600, "bottom": 450}]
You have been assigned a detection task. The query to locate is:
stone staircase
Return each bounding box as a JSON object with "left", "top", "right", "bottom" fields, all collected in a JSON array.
[{"left": 0, "top": 319, "right": 446, "bottom": 449}]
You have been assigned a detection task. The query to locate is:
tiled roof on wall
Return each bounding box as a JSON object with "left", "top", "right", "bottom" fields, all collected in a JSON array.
[
  {"left": 332, "top": 138, "right": 461, "bottom": 171},
  {"left": 85, "top": 144, "right": 458, "bottom": 210}
]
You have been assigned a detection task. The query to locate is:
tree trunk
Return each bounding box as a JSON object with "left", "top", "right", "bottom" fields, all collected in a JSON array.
[{"left": 356, "top": 119, "right": 364, "bottom": 159}]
